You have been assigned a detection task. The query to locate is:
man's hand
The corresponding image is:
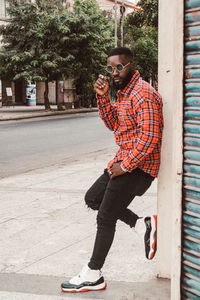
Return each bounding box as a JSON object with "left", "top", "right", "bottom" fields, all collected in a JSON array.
[
  {"left": 109, "top": 162, "right": 126, "bottom": 179},
  {"left": 94, "top": 74, "right": 109, "bottom": 96}
]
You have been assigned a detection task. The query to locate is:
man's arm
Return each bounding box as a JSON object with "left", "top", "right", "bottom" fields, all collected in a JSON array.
[
  {"left": 94, "top": 75, "right": 118, "bottom": 131},
  {"left": 121, "top": 99, "right": 162, "bottom": 172}
]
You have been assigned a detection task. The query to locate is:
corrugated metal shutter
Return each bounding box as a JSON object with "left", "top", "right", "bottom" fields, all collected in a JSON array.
[{"left": 182, "top": 0, "right": 200, "bottom": 299}]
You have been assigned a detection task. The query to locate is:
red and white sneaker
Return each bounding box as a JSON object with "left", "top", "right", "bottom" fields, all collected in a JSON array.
[
  {"left": 61, "top": 265, "right": 107, "bottom": 293},
  {"left": 144, "top": 215, "right": 157, "bottom": 260}
]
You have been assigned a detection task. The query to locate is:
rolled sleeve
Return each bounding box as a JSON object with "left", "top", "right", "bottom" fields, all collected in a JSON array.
[{"left": 97, "top": 93, "right": 119, "bottom": 131}]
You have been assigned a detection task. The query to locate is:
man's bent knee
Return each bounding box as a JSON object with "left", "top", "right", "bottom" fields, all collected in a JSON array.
[{"left": 84, "top": 190, "right": 100, "bottom": 210}]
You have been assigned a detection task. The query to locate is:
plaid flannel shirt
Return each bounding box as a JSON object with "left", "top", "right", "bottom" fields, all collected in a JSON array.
[{"left": 97, "top": 71, "right": 164, "bottom": 178}]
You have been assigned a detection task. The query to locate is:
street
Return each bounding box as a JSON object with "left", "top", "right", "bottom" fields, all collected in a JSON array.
[{"left": 0, "top": 112, "right": 114, "bottom": 179}]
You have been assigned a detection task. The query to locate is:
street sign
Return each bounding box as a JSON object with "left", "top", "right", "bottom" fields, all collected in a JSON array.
[{"left": 6, "top": 87, "right": 12, "bottom": 97}]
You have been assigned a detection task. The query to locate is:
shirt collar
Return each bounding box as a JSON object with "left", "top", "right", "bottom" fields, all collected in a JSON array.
[{"left": 117, "top": 70, "right": 140, "bottom": 96}]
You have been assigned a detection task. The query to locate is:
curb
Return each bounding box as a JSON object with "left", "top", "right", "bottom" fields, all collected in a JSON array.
[{"left": 0, "top": 108, "right": 98, "bottom": 121}]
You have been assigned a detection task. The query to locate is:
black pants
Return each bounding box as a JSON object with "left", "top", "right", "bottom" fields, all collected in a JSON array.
[{"left": 85, "top": 168, "right": 154, "bottom": 270}]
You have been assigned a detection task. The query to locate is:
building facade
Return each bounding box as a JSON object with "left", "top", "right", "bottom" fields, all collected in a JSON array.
[{"left": 96, "top": 0, "right": 140, "bottom": 16}]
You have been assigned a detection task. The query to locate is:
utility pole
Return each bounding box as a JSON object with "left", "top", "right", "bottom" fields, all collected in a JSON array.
[
  {"left": 114, "top": 0, "right": 118, "bottom": 47},
  {"left": 120, "top": 1, "right": 126, "bottom": 47}
]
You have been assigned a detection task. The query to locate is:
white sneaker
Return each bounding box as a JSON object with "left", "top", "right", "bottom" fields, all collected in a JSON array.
[
  {"left": 144, "top": 215, "right": 157, "bottom": 260},
  {"left": 61, "top": 265, "right": 107, "bottom": 293},
  {"left": 134, "top": 216, "right": 157, "bottom": 260}
]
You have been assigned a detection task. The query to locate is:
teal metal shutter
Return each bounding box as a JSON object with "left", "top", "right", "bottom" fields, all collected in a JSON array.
[{"left": 182, "top": 0, "right": 200, "bottom": 299}]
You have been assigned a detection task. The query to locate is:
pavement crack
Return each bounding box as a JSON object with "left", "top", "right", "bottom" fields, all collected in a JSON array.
[
  {"left": 0, "top": 187, "right": 86, "bottom": 193},
  {"left": 0, "top": 212, "right": 34, "bottom": 225},
  {"left": 14, "top": 233, "right": 94, "bottom": 273}
]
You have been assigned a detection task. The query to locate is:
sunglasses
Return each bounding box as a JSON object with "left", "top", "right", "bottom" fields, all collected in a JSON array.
[{"left": 106, "top": 62, "right": 130, "bottom": 74}]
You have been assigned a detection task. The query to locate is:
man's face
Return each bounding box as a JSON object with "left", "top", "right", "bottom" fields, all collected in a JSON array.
[{"left": 107, "top": 54, "right": 135, "bottom": 90}]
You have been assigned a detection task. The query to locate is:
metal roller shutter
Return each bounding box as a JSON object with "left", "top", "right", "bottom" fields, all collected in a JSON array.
[{"left": 182, "top": 0, "right": 200, "bottom": 299}]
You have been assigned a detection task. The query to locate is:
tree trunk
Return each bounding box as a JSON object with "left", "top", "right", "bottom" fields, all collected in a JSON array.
[{"left": 44, "top": 80, "right": 51, "bottom": 111}]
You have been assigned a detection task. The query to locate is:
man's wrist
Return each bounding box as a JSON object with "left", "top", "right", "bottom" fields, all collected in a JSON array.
[
  {"left": 120, "top": 162, "right": 128, "bottom": 173},
  {"left": 96, "top": 91, "right": 109, "bottom": 98}
]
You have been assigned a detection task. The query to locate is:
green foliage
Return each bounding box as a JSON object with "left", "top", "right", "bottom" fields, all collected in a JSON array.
[
  {"left": 0, "top": 0, "right": 114, "bottom": 107},
  {"left": 132, "top": 33, "right": 157, "bottom": 81},
  {"left": 137, "top": 0, "right": 158, "bottom": 28},
  {"left": 127, "top": 0, "right": 158, "bottom": 29},
  {"left": 71, "top": 0, "right": 114, "bottom": 106},
  {"left": 0, "top": 0, "right": 75, "bottom": 83},
  {"left": 124, "top": 0, "right": 158, "bottom": 83}
]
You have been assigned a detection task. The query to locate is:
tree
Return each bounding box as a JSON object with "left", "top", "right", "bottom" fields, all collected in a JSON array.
[
  {"left": 124, "top": 0, "right": 158, "bottom": 84},
  {"left": 127, "top": 0, "right": 158, "bottom": 29},
  {"left": 0, "top": 0, "right": 75, "bottom": 110},
  {"left": 0, "top": 0, "right": 114, "bottom": 109},
  {"left": 70, "top": 0, "right": 114, "bottom": 107}
]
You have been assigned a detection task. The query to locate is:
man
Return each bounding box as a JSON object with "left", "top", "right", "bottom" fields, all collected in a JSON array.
[{"left": 61, "top": 47, "right": 164, "bottom": 293}]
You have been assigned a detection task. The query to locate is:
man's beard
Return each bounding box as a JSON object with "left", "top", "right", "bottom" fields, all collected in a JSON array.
[{"left": 113, "top": 72, "right": 133, "bottom": 90}]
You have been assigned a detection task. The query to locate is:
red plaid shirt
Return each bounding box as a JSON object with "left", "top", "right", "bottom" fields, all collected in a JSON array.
[{"left": 97, "top": 71, "right": 164, "bottom": 178}]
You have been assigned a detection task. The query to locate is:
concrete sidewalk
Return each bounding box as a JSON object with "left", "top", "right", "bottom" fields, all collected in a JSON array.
[
  {"left": 0, "top": 148, "right": 170, "bottom": 300},
  {"left": 0, "top": 105, "right": 98, "bottom": 121}
]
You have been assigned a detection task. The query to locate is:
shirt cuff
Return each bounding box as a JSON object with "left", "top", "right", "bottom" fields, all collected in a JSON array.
[
  {"left": 96, "top": 92, "right": 109, "bottom": 103},
  {"left": 120, "top": 162, "right": 129, "bottom": 173}
]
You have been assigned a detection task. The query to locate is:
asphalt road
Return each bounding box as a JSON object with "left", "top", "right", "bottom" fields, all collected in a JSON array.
[{"left": 0, "top": 112, "right": 115, "bottom": 178}]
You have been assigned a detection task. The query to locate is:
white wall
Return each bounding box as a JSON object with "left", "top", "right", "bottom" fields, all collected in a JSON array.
[
  {"left": 0, "top": 0, "right": 6, "bottom": 19},
  {"left": 157, "top": 0, "right": 183, "bottom": 298}
]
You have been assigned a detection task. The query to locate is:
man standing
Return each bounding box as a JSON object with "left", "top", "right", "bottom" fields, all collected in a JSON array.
[{"left": 61, "top": 47, "right": 164, "bottom": 293}]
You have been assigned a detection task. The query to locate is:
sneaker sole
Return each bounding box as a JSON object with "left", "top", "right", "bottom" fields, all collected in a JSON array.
[
  {"left": 61, "top": 282, "right": 107, "bottom": 293},
  {"left": 148, "top": 215, "right": 157, "bottom": 260}
]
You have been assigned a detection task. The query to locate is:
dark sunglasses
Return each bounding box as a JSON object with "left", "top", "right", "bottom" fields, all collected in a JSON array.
[{"left": 106, "top": 62, "right": 130, "bottom": 74}]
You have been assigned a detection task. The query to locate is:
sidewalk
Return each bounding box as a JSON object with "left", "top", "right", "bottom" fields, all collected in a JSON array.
[
  {"left": 0, "top": 147, "right": 170, "bottom": 300},
  {"left": 0, "top": 105, "right": 98, "bottom": 121}
]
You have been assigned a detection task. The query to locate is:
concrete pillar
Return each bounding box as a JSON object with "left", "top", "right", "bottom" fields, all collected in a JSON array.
[
  {"left": 157, "top": 0, "right": 183, "bottom": 298},
  {"left": 11, "top": 81, "right": 15, "bottom": 104},
  {"left": 0, "top": 80, "right": 2, "bottom": 107},
  {"left": 63, "top": 79, "right": 75, "bottom": 109},
  {"left": 36, "top": 81, "right": 56, "bottom": 105}
]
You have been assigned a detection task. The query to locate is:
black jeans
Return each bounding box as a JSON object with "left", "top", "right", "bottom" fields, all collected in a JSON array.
[{"left": 85, "top": 167, "right": 154, "bottom": 270}]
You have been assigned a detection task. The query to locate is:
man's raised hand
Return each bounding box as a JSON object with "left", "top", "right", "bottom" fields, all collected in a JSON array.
[{"left": 94, "top": 74, "right": 109, "bottom": 96}]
